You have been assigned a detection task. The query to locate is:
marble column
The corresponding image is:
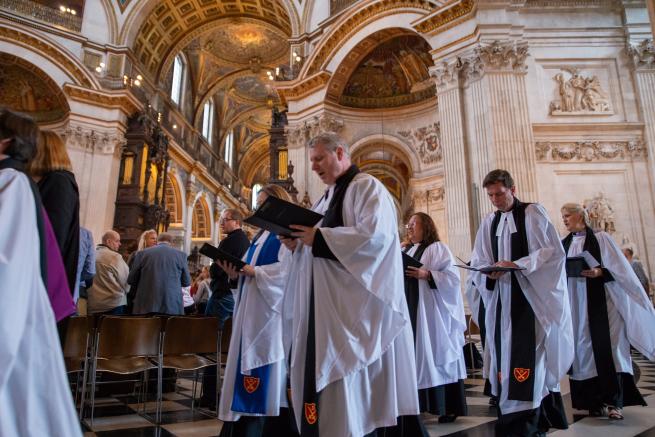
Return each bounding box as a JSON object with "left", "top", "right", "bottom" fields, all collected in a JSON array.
[
  {"left": 627, "top": 39, "right": 655, "bottom": 273},
  {"left": 63, "top": 120, "right": 126, "bottom": 242},
  {"left": 430, "top": 60, "right": 473, "bottom": 258}
]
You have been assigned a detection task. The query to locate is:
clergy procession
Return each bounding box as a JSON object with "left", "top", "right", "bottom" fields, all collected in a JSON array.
[{"left": 3, "top": 111, "right": 655, "bottom": 437}]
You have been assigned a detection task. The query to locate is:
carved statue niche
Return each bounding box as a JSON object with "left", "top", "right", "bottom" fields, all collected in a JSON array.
[
  {"left": 113, "top": 110, "right": 171, "bottom": 256},
  {"left": 550, "top": 68, "right": 611, "bottom": 115},
  {"left": 583, "top": 192, "right": 616, "bottom": 234}
]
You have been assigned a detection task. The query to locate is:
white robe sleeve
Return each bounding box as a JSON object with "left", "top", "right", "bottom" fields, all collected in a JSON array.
[
  {"left": 597, "top": 232, "right": 655, "bottom": 360},
  {"left": 253, "top": 245, "right": 292, "bottom": 312}
]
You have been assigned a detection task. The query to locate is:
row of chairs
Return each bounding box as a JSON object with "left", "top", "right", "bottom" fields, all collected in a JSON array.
[{"left": 63, "top": 315, "right": 227, "bottom": 426}]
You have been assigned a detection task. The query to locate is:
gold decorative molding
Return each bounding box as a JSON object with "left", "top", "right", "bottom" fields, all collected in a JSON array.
[
  {"left": 304, "top": 0, "right": 434, "bottom": 76},
  {"left": 412, "top": 0, "right": 476, "bottom": 34},
  {"left": 0, "top": 26, "right": 94, "bottom": 88},
  {"left": 63, "top": 84, "right": 142, "bottom": 115},
  {"left": 277, "top": 71, "right": 332, "bottom": 103}
]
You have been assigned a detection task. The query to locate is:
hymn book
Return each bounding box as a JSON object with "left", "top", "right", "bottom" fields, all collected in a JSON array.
[
  {"left": 402, "top": 252, "right": 423, "bottom": 270},
  {"left": 566, "top": 251, "right": 600, "bottom": 277},
  {"left": 244, "top": 195, "right": 324, "bottom": 238},
  {"left": 199, "top": 243, "right": 246, "bottom": 270}
]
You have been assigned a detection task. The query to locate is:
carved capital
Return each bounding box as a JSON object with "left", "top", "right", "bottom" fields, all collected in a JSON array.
[
  {"left": 626, "top": 39, "right": 655, "bottom": 71},
  {"left": 286, "top": 114, "right": 345, "bottom": 149},
  {"left": 429, "top": 60, "right": 460, "bottom": 91},
  {"left": 62, "top": 124, "right": 126, "bottom": 155},
  {"left": 458, "top": 54, "right": 485, "bottom": 85},
  {"left": 476, "top": 40, "right": 529, "bottom": 73}
]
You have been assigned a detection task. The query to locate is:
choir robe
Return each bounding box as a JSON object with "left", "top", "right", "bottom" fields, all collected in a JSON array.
[
  {"left": 470, "top": 203, "right": 574, "bottom": 417},
  {"left": 405, "top": 242, "right": 467, "bottom": 389},
  {"left": 0, "top": 168, "right": 81, "bottom": 436},
  {"left": 565, "top": 230, "right": 655, "bottom": 407},
  {"left": 219, "top": 230, "right": 292, "bottom": 422},
  {"left": 286, "top": 172, "right": 420, "bottom": 436}
]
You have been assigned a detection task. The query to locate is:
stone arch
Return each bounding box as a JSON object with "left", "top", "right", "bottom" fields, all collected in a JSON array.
[
  {"left": 191, "top": 192, "right": 212, "bottom": 240},
  {"left": 0, "top": 26, "right": 100, "bottom": 90},
  {"left": 350, "top": 134, "right": 420, "bottom": 174},
  {"left": 0, "top": 52, "right": 71, "bottom": 124},
  {"left": 299, "top": 3, "right": 433, "bottom": 78},
  {"left": 164, "top": 172, "right": 184, "bottom": 225}
]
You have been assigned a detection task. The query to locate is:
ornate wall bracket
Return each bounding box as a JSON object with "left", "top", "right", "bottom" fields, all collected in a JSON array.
[
  {"left": 397, "top": 122, "right": 442, "bottom": 165},
  {"left": 535, "top": 140, "right": 647, "bottom": 162}
]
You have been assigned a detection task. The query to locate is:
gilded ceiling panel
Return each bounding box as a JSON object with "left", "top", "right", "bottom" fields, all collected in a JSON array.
[{"left": 201, "top": 22, "right": 288, "bottom": 66}]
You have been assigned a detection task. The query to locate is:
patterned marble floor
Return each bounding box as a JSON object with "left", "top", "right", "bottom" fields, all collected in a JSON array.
[{"left": 79, "top": 339, "right": 655, "bottom": 437}]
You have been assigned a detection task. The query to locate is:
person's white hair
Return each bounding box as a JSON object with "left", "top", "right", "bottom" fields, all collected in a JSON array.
[
  {"left": 307, "top": 131, "right": 349, "bottom": 154},
  {"left": 136, "top": 229, "right": 157, "bottom": 251},
  {"left": 560, "top": 202, "right": 590, "bottom": 226}
]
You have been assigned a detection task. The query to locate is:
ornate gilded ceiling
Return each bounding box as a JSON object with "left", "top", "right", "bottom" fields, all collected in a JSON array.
[
  {"left": 200, "top": 22, "right": 288, "bottom": 66},
  {"left": 335, "top": 34, "right": 435, "bottom": 108},
  {"left": 132, "top": 0, "right": 292, "bottom": 79},
  {"left": 0, "top": 53, "right": 69, "bottom": 122}
]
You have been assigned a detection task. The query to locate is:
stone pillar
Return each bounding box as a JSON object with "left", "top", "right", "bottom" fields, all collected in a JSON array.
[
  {"left": 430, "top": 60, "right": 472, "bottom": 258},
  {"left": 627, "top": 39, "right": 655, "bottom": 273},
  {"left": 470, "top": 40, "right": 538, "bottom": 202},
  {"left": 183, "top": 174, "right": 197, "bottom": 254},
  {"left": 63, "top": 120, "right": 126, "bottom": 242}
]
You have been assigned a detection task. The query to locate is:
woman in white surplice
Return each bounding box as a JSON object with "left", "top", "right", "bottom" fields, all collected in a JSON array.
[
  {"left": 403, "top": 212, "right": 468, "bottom": 423},
  {"left": 216, "top": 184, "right": 296, "bottom": 436},
  {"left": 561, "top": 203, "right": 654, "bottom": 420}
]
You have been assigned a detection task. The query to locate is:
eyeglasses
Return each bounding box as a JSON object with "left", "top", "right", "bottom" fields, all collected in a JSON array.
[{"left": 219, "top": 218, "right": 236, "bottom": 224}]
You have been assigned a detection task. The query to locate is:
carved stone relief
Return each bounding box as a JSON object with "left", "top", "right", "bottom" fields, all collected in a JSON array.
[
  {"left": 286, "top": 114, "right": 345, "bottom": 149},
  {"left": 626, "top": 39, "right": 655, "bottom": 70},
  {"left": 535, "top": 140, "right": 647, "bottom": 162},
  {"left": 397, "top": 123, "right": 442, "bottom": 165},
  {"left": 583, "top": 192, "right": 615, "bottom": 234},
  {"left": 411, "top": 187, "right": 445, "bottom": 210},
  {"left": 63, "top": 125, "right": 127, "bottom": 155},
  {"left": 476, "top": 40, "right": 529, "bottom": 73},
  {"left": 549, "top": 68, "right": 611, "bottom": 115}
]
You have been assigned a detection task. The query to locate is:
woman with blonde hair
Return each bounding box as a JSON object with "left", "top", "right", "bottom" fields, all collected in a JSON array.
[
  {"left": 128, "top": 229, "right": 158, "bottom": 268},
  {"left": 560, "top": 202, "right": 655, "bottom": 420},
  {"left": 27, "top": 130, "right": 80, "bottom": 301}
]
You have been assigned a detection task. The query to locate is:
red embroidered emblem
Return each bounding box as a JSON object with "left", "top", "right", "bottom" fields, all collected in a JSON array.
[
  {"left": 304, "top": 402, "right": 318, "bottom": 425},
  {"left": 513, "top": 367, "right": 530, "bottom": 383},
  {"left": 243, "top": 376, "right": 260, "bottom": 393}
]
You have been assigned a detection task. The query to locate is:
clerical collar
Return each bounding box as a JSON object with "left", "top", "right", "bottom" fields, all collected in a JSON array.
[{"left": 573, "top": 230, "right": 586, "bottom": 237}]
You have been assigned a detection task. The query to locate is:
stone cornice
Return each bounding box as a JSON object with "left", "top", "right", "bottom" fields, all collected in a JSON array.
[
  {"left": 412, "top": 0, "right": 477, "bottom": 34},
  {"left": 276, "top": 71, "right": 332, "bottom": 104},
  {"left": 63, "top": 84, "right": 142, "bottom": 116}
]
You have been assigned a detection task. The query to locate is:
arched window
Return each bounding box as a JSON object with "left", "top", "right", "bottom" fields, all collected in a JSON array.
[
  {"left": 201, "top": 100, "right": 214, "bottom": 144},
  {"left": 170, "top": 54, "right": 185, "bottom": 105},
  {"left": 251, "top": 183, "right": 262, "bottom": 210},
  {"left": 224, "top": 129, "right": 234, "bottom": 168}
]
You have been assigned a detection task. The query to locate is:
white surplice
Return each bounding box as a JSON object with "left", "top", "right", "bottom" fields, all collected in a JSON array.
[
  {"left": 0, "top": 168, "right": 82, "bottom": 436},
  {"left": 286, "top": 173, "right": 419, "bottom": 437},
  {"left": 219, "top": 231, "right": 292, "bottom": 421},
  {"left": 406, "top": 242, "right": 467, "bottom": 388},
  {"left": 470, "top": 203, "right": 574, "bottom": 415},
  {"left": 567, "top": 232, "right": 655, "bottom": 381}
]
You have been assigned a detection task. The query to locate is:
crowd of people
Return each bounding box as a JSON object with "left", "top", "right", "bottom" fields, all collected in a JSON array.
[{"left": 2, "top": 107, "right": 655, "bottom": 437}]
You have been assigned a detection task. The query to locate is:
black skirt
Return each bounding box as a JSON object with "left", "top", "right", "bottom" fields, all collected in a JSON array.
[
  {"left": 364, "top": 415, "right": 429, "bottom": 437},
  {"left": 570, "top": 372, "right": 646, "bottom": 410},
  {"left": 419, "top": 380, "right": 468, "bottom": 416}
]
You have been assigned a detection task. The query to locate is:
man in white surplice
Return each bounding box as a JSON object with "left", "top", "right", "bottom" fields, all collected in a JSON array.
[
  {"left": 469, "top": 169, "right": 573, "bottom": 436},
  {"left": 281, "top": 132, "right": 422, "bottom": 437}
]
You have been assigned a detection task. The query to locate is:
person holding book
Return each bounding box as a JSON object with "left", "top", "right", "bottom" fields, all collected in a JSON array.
[
  {"left": 216, "top": 184, "right": 296, "bottom": 436},
  {"left": 403, "top": 212, "right": 468, "bottom": 423},
  {"left": 561, "top": 202, "right": 655, "bottom": 420},
  {"left": 469, "top": 169, "right": 573, "bottom": 436},
  {"left": 281, "top": 132, "right": 424, "bottom": 436}
]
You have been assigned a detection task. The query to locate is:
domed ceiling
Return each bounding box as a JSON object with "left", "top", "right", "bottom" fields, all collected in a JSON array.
[
  {"left": 339, "top": 35, "right": 435, "bottom": 109},
  {"left": 201, "top": 22, "right": 288, "bottom": 67}
]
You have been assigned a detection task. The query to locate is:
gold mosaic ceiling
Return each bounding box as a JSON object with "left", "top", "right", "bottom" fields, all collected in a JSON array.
[{"left": 133, "top": 0, "right": 291, "bottom": 79}]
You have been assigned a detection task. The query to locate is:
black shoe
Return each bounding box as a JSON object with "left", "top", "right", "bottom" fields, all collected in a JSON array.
[
  {"left": 438, "top": 414, "right": 457, "bottom": 423},
  {"left": 489, "top": 396, "right": 498, "bottom": 407}
]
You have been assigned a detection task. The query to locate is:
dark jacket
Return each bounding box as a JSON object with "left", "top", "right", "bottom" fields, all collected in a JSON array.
[
  {"left": 38, "top": 170, "right": 80, "bottom": 295},
  {"left": 128, "top": 242, "right": 192, "bottom": 315},
  {"left": 210, "top": 228, "right": 250, "bottom": 298}
]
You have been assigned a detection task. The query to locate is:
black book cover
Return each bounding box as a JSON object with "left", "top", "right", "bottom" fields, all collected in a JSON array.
[
  {"left": 244, "top": 195, "right": 323, "bottom": 238},
  {"left": 403, "top": 252, "right": 423, "bottom": 270},
  {"left": 566, "top": 256, "right": 589, "bottom": 278},
  {"left": 199, "top": 243, "right": 246, "bottom": 270}
]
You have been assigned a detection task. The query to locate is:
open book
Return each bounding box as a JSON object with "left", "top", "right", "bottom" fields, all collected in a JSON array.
[
  {"left": 244, "top": 195, "right": 324, "bottom": 238},
  {"left": 454, "top": 256, "right": 525, "bottom": 273},
  {"left": 199, "top": 243, "right": 246, "bottom": 270}
]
